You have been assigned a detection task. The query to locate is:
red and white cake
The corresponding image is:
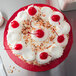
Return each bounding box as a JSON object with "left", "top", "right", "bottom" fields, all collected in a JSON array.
[{"left": 4, "top": 4, "right": 73, "bottom": 72}]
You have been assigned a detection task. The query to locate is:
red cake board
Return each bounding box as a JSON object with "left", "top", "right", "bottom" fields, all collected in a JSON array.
[{"left": 4, "top": 4, "right": 73, "bottom": 72}]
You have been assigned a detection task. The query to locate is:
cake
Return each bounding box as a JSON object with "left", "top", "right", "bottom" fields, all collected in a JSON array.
[{"left": 4, "top": 4, "right": 73, "bottom": 72}]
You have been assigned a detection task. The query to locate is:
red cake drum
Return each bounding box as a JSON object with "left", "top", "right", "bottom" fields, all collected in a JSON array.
[{"left": 4, "top": 4, "right": 73, "bottom": 72}]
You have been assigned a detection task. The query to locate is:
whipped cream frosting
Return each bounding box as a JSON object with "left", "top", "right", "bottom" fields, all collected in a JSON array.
[
  {"left": 55, "top": 21, "right": 70, "bottom": 35},
  {"left": 7, "top": 5, "right": 70, "bottom": 65},
  {"left": 41, "top": 7, "right": 53, "bottom": 20},
  {"left": 36, "top": 49, "right": 52, "bottom": 64},
  {"left": 49, "top": 44, "right": 63, "bottom": 60},
  {"left": 49, "top": 12, "right": 64, "bottom": 26},
  {"left": 31, "top": 27, "right": 49, "bottom": 42}
]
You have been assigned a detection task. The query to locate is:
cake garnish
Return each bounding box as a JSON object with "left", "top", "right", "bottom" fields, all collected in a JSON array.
[
  {"left": 28, "top": 7, "right": 37, "bottom": 16},
  {"left": 14, "top": 44, "right": 23, "bottom": 50},
  {"left": 57, "top": 34, "right": 65, "bottom": 43},
  {"left": 11, "top": 21, "right": 19, "bottom": 28},
  {"left": 51, "top": 15, "right": 60, "bottom": 22},
  {"left": 40, "top": 52, "right": 48, "bottom": 59},
  {"left": 34, "top": 29, "right": 44, "bottom": 38}
]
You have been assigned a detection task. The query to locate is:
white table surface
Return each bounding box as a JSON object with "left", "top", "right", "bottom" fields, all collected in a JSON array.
[{"left": 0, "top": 0, "right": 76, "bottom": 76}]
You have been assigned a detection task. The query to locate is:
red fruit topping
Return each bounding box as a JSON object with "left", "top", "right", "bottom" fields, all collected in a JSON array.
[
  {"left": 35, "top": 29, "right": 44, "bottom": 38},
  {"left": 15, "top": 44, "right": 22, "bottom": 50},
  {"left": 40, "top": 52, "right": 48, "bottom": 60},
  {"left": 51, "top": 15, "right": 60, "bottom": 22},
  {"left": 28, "top": 7, "right": 37, "bottom": 16},
  {"left": 57, "top": 35, "right": 65, "bottom": 43},
  {"left": 11, "top": 21, "right": 19, "bottom": 28}
]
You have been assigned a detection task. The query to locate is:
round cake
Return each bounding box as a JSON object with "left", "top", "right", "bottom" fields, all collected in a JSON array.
[{"left": 4, "top": 4, "right": 73, "bottom": 72}]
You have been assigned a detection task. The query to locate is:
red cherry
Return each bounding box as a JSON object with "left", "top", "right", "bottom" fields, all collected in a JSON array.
[
  {"left": 57, "top": 35, "right": 65, "bottom": 43},
  {"left": 11, "top": 21, "right": 19, "bottom": 28},
  {"left": 51, "top": 15, "right": 60, "bottom": 22},
  {"left": 15, "top": 44, "right": 22, "bottom": 50},
  {"left": 40, "top": 52, "right": 48, "bottom": 60},
  {"left": 28, "top": 7, "right": 37, "bottom": 16},
  {"left": 35, "top": 29, "right": 44, "bottom": 38}
]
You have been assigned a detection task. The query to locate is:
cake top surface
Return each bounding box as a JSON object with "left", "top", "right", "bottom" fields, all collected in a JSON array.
[{"left": 7, "top": 4, "right": 70, "bottom": 65}]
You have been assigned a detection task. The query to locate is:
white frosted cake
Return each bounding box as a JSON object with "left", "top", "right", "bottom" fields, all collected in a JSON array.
[{"left": 7, "top": 4, "right": 70, "bottom": 65}]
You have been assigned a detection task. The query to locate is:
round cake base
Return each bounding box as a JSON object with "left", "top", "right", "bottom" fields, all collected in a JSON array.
[{"left": 4, "top": 4, "right": 73, "bottom": 72}]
